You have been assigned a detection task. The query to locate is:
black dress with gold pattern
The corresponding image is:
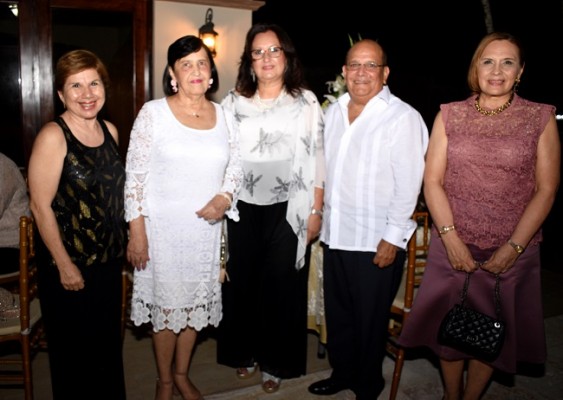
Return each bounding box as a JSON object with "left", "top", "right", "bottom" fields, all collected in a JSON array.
[
  {"left": 37, "top": 116, "right": 127, "bottom": 399},
  {"left": 52, "top": 116, "right": 126, "bottom": 268}
]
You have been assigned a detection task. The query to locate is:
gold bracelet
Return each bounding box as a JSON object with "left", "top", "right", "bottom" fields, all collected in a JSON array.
[
  {"left": 438, "top": 225, "right": 455, "bottom": 235},
  {"left": 217, "top": 192, "right": 232, "bottom": 210}
]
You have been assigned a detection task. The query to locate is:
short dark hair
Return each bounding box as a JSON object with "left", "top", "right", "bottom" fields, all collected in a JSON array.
[{"left": 162, "top": 35, "right": 219, "bottom": 96}]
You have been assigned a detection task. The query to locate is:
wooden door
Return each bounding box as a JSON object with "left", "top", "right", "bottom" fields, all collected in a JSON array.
[{"left": 0, "top": 0, "right": 152, "bottom": 166}]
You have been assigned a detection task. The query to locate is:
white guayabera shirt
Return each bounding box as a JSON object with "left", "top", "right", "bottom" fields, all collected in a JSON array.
[{"left": 321, "top": 86, "right": 429, "bottom": 252}]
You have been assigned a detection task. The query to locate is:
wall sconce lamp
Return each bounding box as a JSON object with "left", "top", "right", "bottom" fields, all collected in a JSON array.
[
  {"left": 9, "top": 4, "right": 18, "bottom": 17},
  {"left": 199, "top": 8, "right": 218, "bottom": 57}
]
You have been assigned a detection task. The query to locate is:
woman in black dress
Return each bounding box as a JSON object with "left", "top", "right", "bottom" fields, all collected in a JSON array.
[{"left": 28, "top": 49, "right": 127, "bottom": 400}]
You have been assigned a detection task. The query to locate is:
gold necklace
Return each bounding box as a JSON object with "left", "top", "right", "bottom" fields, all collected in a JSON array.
[
  {"left": 187, "top": 101, "right": 206, "bottom": 118},
  {"left": 474, "top": 93, "right": 514, "bottom": 116}
]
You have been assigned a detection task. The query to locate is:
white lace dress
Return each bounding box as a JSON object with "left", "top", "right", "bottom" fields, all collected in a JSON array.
[{"left": 124, "top": 98, "right": 242, "bottom": 333}]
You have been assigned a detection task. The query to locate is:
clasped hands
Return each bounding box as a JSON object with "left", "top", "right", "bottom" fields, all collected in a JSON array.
[
  {"left": 196, "top": 193, "right": 231, "bottom": 225},
  {"left": 445, "top": 236, "right": 518, "bottom": 275}
]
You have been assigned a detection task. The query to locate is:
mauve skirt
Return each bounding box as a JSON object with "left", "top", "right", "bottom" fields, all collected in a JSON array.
[{"left": 398, "top": 230, "right": 546, "bottom": 373}]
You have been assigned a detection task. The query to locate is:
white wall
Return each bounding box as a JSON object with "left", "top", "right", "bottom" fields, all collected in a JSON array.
[{"left": 154, "top": 1, "right": 252, "bottom": 102}]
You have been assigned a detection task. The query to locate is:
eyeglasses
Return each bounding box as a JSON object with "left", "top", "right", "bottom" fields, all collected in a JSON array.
[
  {"left": 250, "top": 46, "right": 284, "bottom": 60},
  {"left": 346, "top": 61, "right": 387, "bottom": 71}
]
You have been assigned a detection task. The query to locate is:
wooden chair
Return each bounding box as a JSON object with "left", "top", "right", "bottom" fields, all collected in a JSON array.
[
  {"left": 0, "top": 216, "right": 46, "bottom": 400},
  {"left": 386, "top": 211, "right": 431, "bottom": 400}
]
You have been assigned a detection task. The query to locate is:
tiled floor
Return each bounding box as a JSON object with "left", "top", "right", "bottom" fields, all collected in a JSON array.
[{"left": 1, "top": 267, "right": 562, "bottom": 400}]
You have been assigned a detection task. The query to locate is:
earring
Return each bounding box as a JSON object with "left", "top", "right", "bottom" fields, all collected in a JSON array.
[
  {"left": 251, "top": 70, "right": 256, "bottom": 83},
  {"left": 209, "top": 78, "right": 214, "bottom": 88},
  {"left": 513, "top": 77, "right": 521, "bottom": 93},
  {"left": 171, "top": 79, "right": 178, "bottom": 93}
]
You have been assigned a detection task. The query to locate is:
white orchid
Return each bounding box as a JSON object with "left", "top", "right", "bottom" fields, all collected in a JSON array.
[
  {"left": 327, "top": 74, "right": 346, "bottom": 95},
  {"left": 321, "top": 34, "right": 362, "bottom": 109},
  {"left": 322, "top": 73, "right": 347, "bottom": 109}
]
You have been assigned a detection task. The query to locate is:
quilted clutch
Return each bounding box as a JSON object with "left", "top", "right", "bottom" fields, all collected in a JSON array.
[{"left": 438, "top": 273, "right": 505, "bottom": 361}]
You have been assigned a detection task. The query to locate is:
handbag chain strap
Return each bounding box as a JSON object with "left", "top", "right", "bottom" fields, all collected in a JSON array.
[
  {"left": 460, "top": 272, "right": 501, "bottom": 318},
  {"left": 220, "top": 219, "right": 228, "bottom": 266}
]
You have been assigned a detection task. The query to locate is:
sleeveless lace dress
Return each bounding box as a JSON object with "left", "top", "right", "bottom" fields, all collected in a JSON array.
[{"left": 399, "top": 95, "right": 555, "bottom": 373}]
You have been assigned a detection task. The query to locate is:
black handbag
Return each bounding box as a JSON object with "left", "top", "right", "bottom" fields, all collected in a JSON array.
[{"left": 438, "top": 272, "right": 505, "bottom": 361}]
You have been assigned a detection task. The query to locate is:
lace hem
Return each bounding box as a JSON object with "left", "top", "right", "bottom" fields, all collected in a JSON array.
[
  {"left": 131, "top": 297, "right": 222, "bottom": 334},
  {"left": 130, "top": 280, "right": 223, "bottom": 333}
]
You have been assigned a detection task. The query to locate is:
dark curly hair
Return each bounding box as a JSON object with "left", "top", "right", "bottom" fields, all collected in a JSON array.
[
  {"left": 236, "top": 23, "right": 307, "bottom": 98},
  {"left": 162, "top": 35, "right": 219, "bottom": 97}
]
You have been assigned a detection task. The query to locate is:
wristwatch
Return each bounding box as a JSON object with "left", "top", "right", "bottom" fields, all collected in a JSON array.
[
  {"left": 508, "top": 239, "right": 525, "bottom": 254},
  {"left": 311, "top": 208, "right": 323, "bottom": 217}
]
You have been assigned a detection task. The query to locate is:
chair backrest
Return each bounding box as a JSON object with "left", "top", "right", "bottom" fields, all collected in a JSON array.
[
  {"left": 390, "top": 211, "right": 430, "bottom": 317},
  {"left": 18, "top": 216, "right": 41, "bottom": 335},
  {"left": 0, "top": 215, "right": 44, "bottom": 400},
  {"left": 403, "top": 211, "right": 430, "bottom": 311},
  {"left": 387, "top": 210, "right": 431, "bottom": 400}
]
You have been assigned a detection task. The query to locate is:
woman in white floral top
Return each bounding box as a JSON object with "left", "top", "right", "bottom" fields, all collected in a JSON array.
[{"left": 216, "top": 23, "right": 325, "bottom": 394}]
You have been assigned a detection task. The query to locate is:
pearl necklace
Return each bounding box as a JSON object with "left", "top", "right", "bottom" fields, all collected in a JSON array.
[
  {"left": 474, "top": 93, "right": 513, "bottom": 116},
  {"left": 253, "top": 90, "right": 285, "bottom": 110}
]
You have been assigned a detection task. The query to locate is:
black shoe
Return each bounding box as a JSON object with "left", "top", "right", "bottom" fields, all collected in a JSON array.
[{"left": 308, "top": 378, "right": 348, "bottom": 396}]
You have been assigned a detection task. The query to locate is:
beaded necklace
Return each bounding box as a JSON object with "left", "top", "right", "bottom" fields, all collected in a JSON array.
[
  {"left": 474, "top": 93, "right": 514, "bottom": 116},
  {"left": 253, "top": 90, "right": 286, "bottom": 111}
]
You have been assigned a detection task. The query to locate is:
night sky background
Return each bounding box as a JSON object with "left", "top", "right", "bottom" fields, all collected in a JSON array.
[
  {"left": 253, "top": 0, "right": 563, "bottom": 266},
  {"left": 253, "top": 0, "right": 563, "bottom": 128}
]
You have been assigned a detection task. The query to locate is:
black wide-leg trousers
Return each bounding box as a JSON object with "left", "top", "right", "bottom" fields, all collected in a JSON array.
[{"left": 217, "top": 200, "right": 309, "bottom": 379}]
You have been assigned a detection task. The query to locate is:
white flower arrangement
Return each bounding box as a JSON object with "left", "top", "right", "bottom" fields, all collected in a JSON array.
[
  {"left": 321, "top": 34, "right": 361, "bottom": 109},
  {"left": 321, "top": 73, "right": 346, "bottom": 109}
]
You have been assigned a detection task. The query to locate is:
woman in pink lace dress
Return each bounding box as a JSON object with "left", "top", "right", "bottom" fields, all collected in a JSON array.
[{"left": 399, "top": 32, "right": 560, "bottom": 399}]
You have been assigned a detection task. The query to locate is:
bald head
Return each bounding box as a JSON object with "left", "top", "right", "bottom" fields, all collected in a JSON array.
[
  {"left": 343, "top": 39, "right": 390, "bottom": 105},
  {"left": 346, "top": 39, "right": 387, "bottom": 66}
]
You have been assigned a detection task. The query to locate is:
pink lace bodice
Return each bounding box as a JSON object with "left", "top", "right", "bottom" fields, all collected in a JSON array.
[{"left": 441, "top": 94, "right": 554, "bottom": 249}]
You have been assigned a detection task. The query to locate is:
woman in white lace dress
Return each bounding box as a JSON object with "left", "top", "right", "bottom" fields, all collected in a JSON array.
[{"left": 124, "top": 35, "right": 242, "bottom": 400}]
